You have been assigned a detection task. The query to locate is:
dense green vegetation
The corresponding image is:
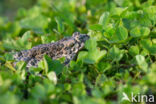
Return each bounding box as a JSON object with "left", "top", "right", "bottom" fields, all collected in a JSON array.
[{"left": 0, "top": 0, "right": 156, "bottom": 104}]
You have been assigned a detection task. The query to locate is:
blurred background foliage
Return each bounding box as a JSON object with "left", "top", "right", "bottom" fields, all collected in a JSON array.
[
  {"left": 0, "top": 0, "right": 156, "bottom": 104},
  {"left": 0, "top": 0, "right": 36, "bottom": 20}
]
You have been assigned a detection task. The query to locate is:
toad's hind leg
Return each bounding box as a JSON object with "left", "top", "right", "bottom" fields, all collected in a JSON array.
[{"left": 27, "top": 58, "right": 39, "bottom": 68}]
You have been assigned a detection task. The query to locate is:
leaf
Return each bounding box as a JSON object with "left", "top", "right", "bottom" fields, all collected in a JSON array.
[
  {"left": 95, "top": 74, "right": 107, "bottom": 86},
  {"left": 85, "top": 38, "right": 97, "bottom": 50},
  {"left": 55, "top": 17, "right": 64, "bottom": 34},
  {"left": 111, "top": 7, "right": 128, "bottom": 16},
  {"left": 105, "top": 26, "right": 115, "bottom": 39},
  {"left": 129, "top": 46, "right": 140, "bottom": 56},
  {"left": 5, "top": 61, "right": 16, "bottom": 72},
  {"left": 147, "top": 63, "right": 156, "bottom": 84},
  {"left": 84, "top": 49, "right": 106, "bottom": 64},
  {"left": 108, "top": 46, "right": 124, "bottom": 62},
  {"left": 77, "top": 51, "right": 88, "bottom": 62},
  {"left": 20, "top": 15, "right": 50, "bottom": 34},
  {"left": 89, "top": 24, "right": 103, "bottom": 31},
  {"left": 135, "top": 55, "right": 148, "bottom": 72},
  {"left": 105, "top": 25, "right": 128, "bottom": 43},
  {"left": 3, "top": 31, "right": 32, "bottom": 50},
  {"left": 116, "top": 26, "right": 128, "bottom": 41},
  {"left": 79, "top": 38, "right": 107, "bottom": 64},
  {"left": 141, "top": 39, "right": 156, "bottom": 55},
  {"left": 96, "top": 62, "right": 112, "bottom": 73},
  {"left": 4, "top": 53, "right": 14, "bottom": 61},
  {"left": 47, "top": 71, "right": 57, "bottom": 84},
  {"left": 130, "top": 26, "right": 150, "bottom": 37},
  {"left": 72, "top": 83, "right": 86, "bottom": 96},
  {"left": 38, "top": 55, "right": 51, "bottom": 74},
  {"left": 50, "top": 60, "right": 64, "bottom": 75},
  {"left": 15, "top": 61, "right": 26, "bottom": 71},
  {"left": 7, "top": 22, "right": 21, "bottom": 38},
  {"left": 38, "top": 55, "right": 64, "bottom": 75},
  {"left": 43, "top": 55, "right": 49, "bottom": 74},
  {"left": 99, "top": 12, "right": 110, "bottom": 28},
  {"left": 0, "top": 93, "right": 18, "bottom": 104},
  {"left": 31, "top": 83, "right": 46, "bottom": 100}
]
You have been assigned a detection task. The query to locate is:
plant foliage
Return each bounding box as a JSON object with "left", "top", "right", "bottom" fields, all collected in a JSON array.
[{"left": 0, "top": 0, "right": 156, "bottom": 104}]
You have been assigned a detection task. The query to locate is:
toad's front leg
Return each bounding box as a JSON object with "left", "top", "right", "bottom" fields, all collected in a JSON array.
[{"left": 64, "top": 53, "right": 76, "bottom": 65}]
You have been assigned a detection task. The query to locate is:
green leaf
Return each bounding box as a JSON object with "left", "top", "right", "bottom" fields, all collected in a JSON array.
[
  {"left": 130, "top": 26, "right": 150, "bottom": 37},
  {"left": 129, "top": 46, "right": 140, "bottom": 56},
  {"left": 72, "top": 83, "right": 86, "bottom": 96},
  {"left": 77, "top": 51, "right": 88, "bottom": 62},
  {"left": 85, "top": 38, "right": 97, "bottom": 50},
  {"left": 105, "top": 26, "right": 115, "bottom": 39},
  {"left": 78, "top": 43, "right": 106, "bottom": 64},
  {"left": 89, "top": 24, "right": 103, "bottom": 31},
  {"left": 116, "top": 26, "right": 128, "bottom": 41},
  {"left": 147, "top": 63, "right": 156, "bottom": 84},
  {"left": 55, "top": 17, "right": 64, "bottom": 34},
  {"left": 105, "top": 25, "right": 128, "bottom": 43},
  {"left": 99, "top": 12, "right": 110, "bottom": 28},
  {"left": 141, "top": 39, "right": 156, "bottom": 55},
  {"left": 3, "top": 31, "right": 32, "bottom": 50},
  {"left": 135, "top": 55, "right": 148, "bottom": 72},
  {"left": 84, "top": 49, "right": 106, "bottom": 64},
  {"left": 95, "top": 74, "right": 107, "bottom": 86},
  {"left": 96, "top": 62, "right": 112, "bottom": 73},
  {"left": 38, "top": 55, "right": 52, "bottom": 74},
  {"left": 108, "top": 46, "right": 124, "bottom": 62},
  {"left": 43, "top": 55, "right": 50, "bottom": 74},
  {"left": 50, "top": 60, "right": 64, "bottom": 75},
  {"left": 7, "top": 22, "right": 21, "bottom": 38},
  {"left": 20, "top": 15, "right": 50, "bottom": 33},
  {"left": 15, "top": 61, "right": 26, "bottom": 71},
  {"left": 0, "top": 93, "right": 18, "bottom": 104},
  {"left": 5, "top": 61, "right": 16, "bottom": 72},
  {"left": 31, "top": 83, "right": 46, "bottom": 100},
  {"left": 78, "top": 49, "right": 106, "bottom": 64},
  {"left": 47, "top": 71, "right": 57, "bottom": 84},
  {"left": 111, "top": 7, "right": 128, "bottom": 16},
  {"left": 4, "top": 53, "right": 14, "bottom": 61},
  {"left": 38, "top": 55, "right": 64, "bottom": 75}
]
